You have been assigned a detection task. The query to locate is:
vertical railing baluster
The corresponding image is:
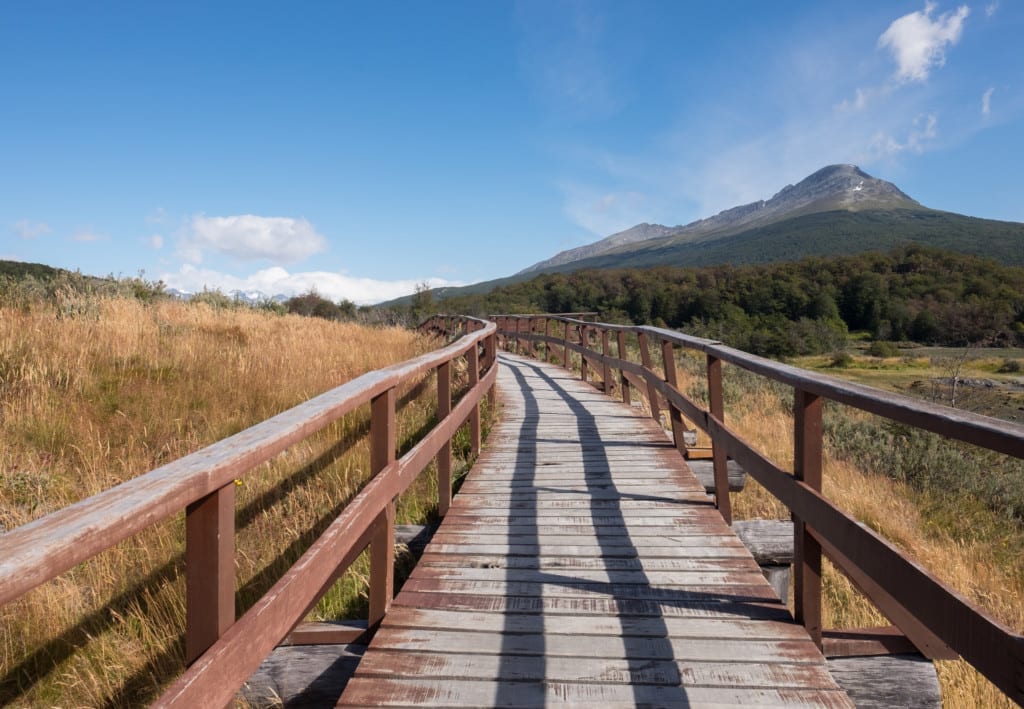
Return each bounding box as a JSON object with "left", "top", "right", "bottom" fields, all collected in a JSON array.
[
  {"left": 660, "top": 340, "right": 687, "bottom": 453},
  {"left": 707, "top": 354, "right": 731, "bottom": 524},
  {"left": 579, "top": 325, "right": 589, "bottom": 383},
  {"left": 368, "top": 387, "right": 397, "bottom": 631},
  {"left": 437, "top": 359, "right": 452, "bottom": 517},
  {"left": 185, "top": 484, "right": 235, "bottom": 665},
  {"left": 544, "top": 318, "right": 552, "bottom": 363},
  {"left": 601, "top": 329, "right": 612, "bottom": 395},
  {"left": 468, "top": 337, "right": 481, "bottom": 457},
  {"left": 794, "top": 388, "right": 823, "bottom": 649},
  {"left": 617, "top": 330, "right": 631, "bottom": 405},
  {"left": 563, "top": 320, "right": 570, "bottom": 371},
  {"left": 637, "top": 331, "right": 660, "bottom": 422}
]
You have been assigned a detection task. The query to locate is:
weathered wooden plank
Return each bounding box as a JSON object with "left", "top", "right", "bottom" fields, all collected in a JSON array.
[
  {"left": 408, "top": 565, "right": 766, "bottom": 587},
  {"left": 399, "top": 578, "right": 780, "bottom": 602},
  {"left": 354, "top": 650, "right": 839, "bottom": 688},
  {"left": 380, "top": 606, "right": 811, "bottom": 640},
  {"left": 392, "top": 590, "right": 789, "bottom": 619},
  {"left": 733, "top": 519, "right": 796, "bottom": 565},
  {"left": 422, "top": 543, "right": 754, "bottom": 558},
  {"left": 340, "top": 677, "right": 852, "bottom": 707},
  {"left": 415, "top": 552, "right": 761, "bottom": 572},
  {"left": 827, "top": 655, "right": 941, "bottom": 708},
  {"left": 426, "top": 532, "right": 747, "bottom": 547},
  {"left": 241, "top": 644, "right": 365, "bottom": 707}
]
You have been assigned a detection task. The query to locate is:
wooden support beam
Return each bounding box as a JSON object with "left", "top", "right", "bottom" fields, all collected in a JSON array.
[
  {"left": 368, "top": 388, "right": 397, "bottom": 632},
  {"left": 185, "top": 483, "right": 235, "bottom": 665},
  {"left": 617, "top": 330, "right": 631, "bottom": 405},
  {"left": 437, "top": 361, "right": 452, "bottom": 517},
  {"left": 707, "top": 354, "right": 731, "bottom": 525},
  {"left": 661, "top": 340, "right": 687, "bottom": 454},
  {"left": 637, "top": 331, "right": 660, "bottom": 422},
  {"left": 468, "top": 341, "right": 481, "bottom": 457},
  {"left": 794, "top": 388, "right": 823, "bottom": 649}
]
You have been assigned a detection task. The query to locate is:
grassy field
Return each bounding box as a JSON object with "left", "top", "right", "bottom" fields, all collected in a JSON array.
[
  {"left": 672, "top": 349, "right": 1024, "bottom": 707},
  {"left": 0, "top": 297, "right": 471, "bottom": 706}
]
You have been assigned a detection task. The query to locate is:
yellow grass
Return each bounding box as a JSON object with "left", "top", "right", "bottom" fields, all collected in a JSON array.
[
  {"left": 0, "top": 297, "right": 452, "bottom": 706},
  {"left": 674, "top": 355, "right": 1022, "bottom": 707}
]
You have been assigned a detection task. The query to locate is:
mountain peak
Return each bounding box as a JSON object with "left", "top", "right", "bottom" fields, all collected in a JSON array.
[{"left": 519, "top": 164, "right": 919, "bottom": 275}]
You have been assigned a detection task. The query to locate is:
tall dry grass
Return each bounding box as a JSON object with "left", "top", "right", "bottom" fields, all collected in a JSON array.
[
  {"left": 673, "top": 350, "right": 1023, "bottom": 707},
  {"left": 0, "top": 297, "right": 455, "bottom": 706}
]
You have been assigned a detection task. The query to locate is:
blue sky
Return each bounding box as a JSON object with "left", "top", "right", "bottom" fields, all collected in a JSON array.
[{"left": 3, "top": 1, "right": 1021, "bottom": 303}]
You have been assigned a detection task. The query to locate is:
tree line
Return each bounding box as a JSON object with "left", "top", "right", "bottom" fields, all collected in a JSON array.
[{"left": 423, "top": 245, "right": 1024, "bottom": 357}]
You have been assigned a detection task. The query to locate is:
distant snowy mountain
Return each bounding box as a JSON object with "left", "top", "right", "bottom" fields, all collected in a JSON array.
[{"left": 165, "top": 287, "right": 289, "bottom": 304}]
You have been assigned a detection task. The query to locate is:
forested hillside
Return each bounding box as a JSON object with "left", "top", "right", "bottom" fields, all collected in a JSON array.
[{"left": 437, "top": 245, "right": 1024, "bottom": 356}]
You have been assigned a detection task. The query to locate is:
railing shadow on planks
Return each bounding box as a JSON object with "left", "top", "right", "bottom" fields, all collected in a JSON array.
[
  {"left": 484, "top": 312, "right": 1024, "bottom": 705},
  {"left": 0, "top": 316, "right": 497, "bottom": 708}
]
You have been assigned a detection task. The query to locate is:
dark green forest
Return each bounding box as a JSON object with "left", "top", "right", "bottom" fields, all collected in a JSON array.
[{"left": 430, "top": 245, "right": 1024, "bottom": 357}]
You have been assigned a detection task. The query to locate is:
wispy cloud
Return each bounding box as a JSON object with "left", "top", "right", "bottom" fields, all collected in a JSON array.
[
  {"left": 160, "top": 265, "right": 461, "bottom": 305},
  {"left": 72, "top": 229, "right": 107, "bottom": 243},
  {"left": 985, "top": 2, "right": 999, "bottom": 18},
  {"left": 560, "top": 184, "right": 654, "bottom": 237},
  {"left": 181, "top": 214, "right": 327, "bottom": 264},
  {"left": 982, "top": 87, "right": 995, "bottom": 116},
  {"left": 878, "top": 2, "right": 969, "bottom": 83},
  {"left": 868, "top": 114, "right": 939, "bottom": 158},
  {"left": 146, "top": 234, "right": 164, "bottom": 249},
  {"left": 12, "top": 219, "right": 50, "bottom": 240},
  {"left": 145, "top": 207, "right": 167, "bottom": 225}
]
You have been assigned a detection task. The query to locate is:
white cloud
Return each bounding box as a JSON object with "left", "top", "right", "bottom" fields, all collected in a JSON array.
[
  {"left": 878, "top": 2, "right": 969, "bottom": 83},
  {"left": 869, "top": 113, "right": 939, "bottom": 158},
  {"left": 72, "top": 230, "right": 106, "bottom": 243},
  {"left": 147, "top": 234, "right": 165, "bottom": 249},
  {"left": 982, "top": 87, "right": 994, "bottom": 116},
  {"left": 160, "top": 265, "right": 462, "bottom": 306},
  {"left": 12, "top": 219, "right": 50, "bottom": 240},
  {"left": 561, "top": 186, "right": 653, "bottom": 236},
  {"left": 985, "top": 2, "right": 999, "bottom": 18},
  {"left": 183, "top": 214, "right": 327, "bottom": 264}
]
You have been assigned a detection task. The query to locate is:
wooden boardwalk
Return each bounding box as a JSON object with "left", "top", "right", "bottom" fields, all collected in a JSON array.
[{"left": 337, "top": 353, "right": 852, "bottom": 707}]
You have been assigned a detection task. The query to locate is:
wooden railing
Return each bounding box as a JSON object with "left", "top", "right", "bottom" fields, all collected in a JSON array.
[
  {"left": 0, "top": 316, "right": 496, "bottom": 708},
  {"left": 492, "top": 313, "right": 1024, "bottom": 704}
]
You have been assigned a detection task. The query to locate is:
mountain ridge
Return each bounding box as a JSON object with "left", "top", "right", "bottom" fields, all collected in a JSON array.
[{"left": 520, "top": 164, "right": 919, "bottom": 274}]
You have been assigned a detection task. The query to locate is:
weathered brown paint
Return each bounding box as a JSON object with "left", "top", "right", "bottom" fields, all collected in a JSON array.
[
  {"left": 185, "top": 483, "right": 235, "bottom": 664},
  {"left": 706, "top": 355, "right": 731, "bottom": 525},
  {"left": 437, "top": 361, "right": 452, "bottom": 517},
  {"left": 793, "top": 389, "right": 823, "bottom": 649}
]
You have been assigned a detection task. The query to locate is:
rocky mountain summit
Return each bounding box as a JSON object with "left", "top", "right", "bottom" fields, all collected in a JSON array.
[{"left": 521, "top": 165, "right": 919, "bottom": 274}]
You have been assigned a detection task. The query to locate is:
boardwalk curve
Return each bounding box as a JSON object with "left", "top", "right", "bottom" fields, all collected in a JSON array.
[{"left": 338, "top": 353, "right": 852, "bottom": 707}]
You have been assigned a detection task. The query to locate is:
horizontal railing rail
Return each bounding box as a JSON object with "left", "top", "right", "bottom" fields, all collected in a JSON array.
[
  {"left": 0, "top": 316, "right": 497, "bottom": 708},
  {"left": 492, "top": 313, "right": 1024, "bottom": 704}
]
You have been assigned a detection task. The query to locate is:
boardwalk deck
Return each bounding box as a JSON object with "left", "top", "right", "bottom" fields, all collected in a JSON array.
[{"left": 335, "top": 353, "right": 853, "bottom": 707}]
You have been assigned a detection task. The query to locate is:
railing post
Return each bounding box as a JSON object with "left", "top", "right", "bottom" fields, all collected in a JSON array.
[
  {"left": 579, "top": 325, "right": 589, "bottom": 383},
  {"left": 544, "top": 318, "right": 552, "bottom": 363},
  {"left": 468, "top": 338, "right": 481, "bottom": 457},
  {"left": 794, "top": 388, "right": 823, "bottom": 649},
  {"left": 485, "top": 328, "right": 497, "bottom": 408},
  {"left": 563, "top": 320, "right": 570, "bottom": 371},
  {"left": 185, "top": 483, "right": 235, "bottom": 665},
  {"left": 661, "top": 340, "right": 687, "bottom": 453},
  {"left": 617, "top": 331, "right": 631, "bottom": 405},
  {"left": 369, "top": 387, "right": 397, "bottom": 631},
  {"left": 637, "top": 331, "right": 660, "bottom": 422},
  {"left": 437, "top": 359, "right": 452, "bottom": 517},
  {"left": 707, "top": 355, "right": 732, "bottom": 525},
  {"left": 601, "top": 328, "right": 612, "bottom": 395}
]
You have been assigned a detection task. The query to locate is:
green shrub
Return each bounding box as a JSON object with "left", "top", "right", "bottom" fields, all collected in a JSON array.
[{"left": 867, "top": 340, "right": 900, "bottom": 357}]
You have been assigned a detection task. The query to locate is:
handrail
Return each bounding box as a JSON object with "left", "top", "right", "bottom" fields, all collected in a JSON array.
[
  {"left": 0, "top": 315, "right": 497, "bottom": 706},
  {"left": 492, "top": 313, "right": 1024, "bottom": 704}
]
